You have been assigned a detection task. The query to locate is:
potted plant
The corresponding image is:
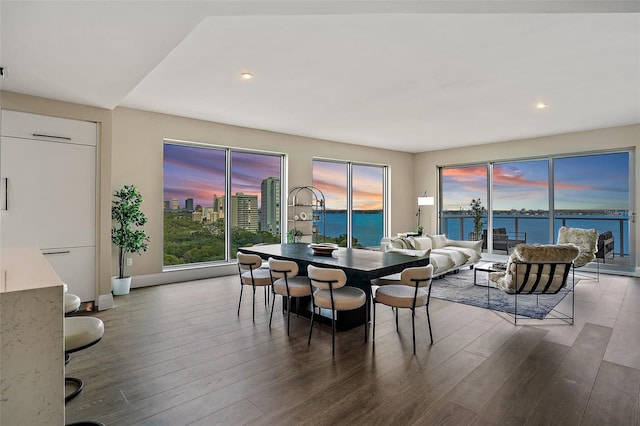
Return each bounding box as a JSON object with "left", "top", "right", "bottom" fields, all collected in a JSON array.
[
  {"left": 111, "top": 185, "right": 150, "bottom": 295},
  {"left": 287, "top": 228, "right": 303, "bottom": 243},
  {"left": 468, "top": 198, "right": 486, "bottom": 241}
]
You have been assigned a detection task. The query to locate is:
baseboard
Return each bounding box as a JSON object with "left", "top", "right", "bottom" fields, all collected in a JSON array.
[
  {"left": 97, "top": 293, "right": 114, "bottom": 310},
  {"left": 131, "top": 263, "right": 237, "bottom": 288}
]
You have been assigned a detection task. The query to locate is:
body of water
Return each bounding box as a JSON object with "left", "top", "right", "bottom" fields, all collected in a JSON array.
[
  {"left": 320, "top": 211, "right": 383, "bottom": 247},
  {"left": 318, "top": 211, "right": 630, "bottom": 255}
]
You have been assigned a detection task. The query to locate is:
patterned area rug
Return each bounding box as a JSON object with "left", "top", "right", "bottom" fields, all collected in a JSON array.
[{"left": 430, "top": 268, "right": 575, "bottom": 319}]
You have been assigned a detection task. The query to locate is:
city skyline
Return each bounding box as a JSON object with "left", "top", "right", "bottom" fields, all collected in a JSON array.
[{"left": 163, "top": 144, "right": 281, "bottom": 208}]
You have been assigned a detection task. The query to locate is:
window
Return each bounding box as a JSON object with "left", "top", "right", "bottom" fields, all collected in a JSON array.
[
  {"left": 441, "top": 165, "right": 487, "bottom": 240},
  {"left": 439, "top": 150, "right": 634, "bottom": 274},
  {"left": 313, "top": 160, "right": 387, "bottom": 248},
  {"left": 163, "top": 142, "right": 283, "bottom": 267}
]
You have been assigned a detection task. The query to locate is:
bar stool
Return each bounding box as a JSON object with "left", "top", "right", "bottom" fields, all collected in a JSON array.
[
  {"left": 65, "top": 316, "right": 104, "bottom": 402},
  {"left": 63, "top": 283, "right": 81, "bottom": 315}
]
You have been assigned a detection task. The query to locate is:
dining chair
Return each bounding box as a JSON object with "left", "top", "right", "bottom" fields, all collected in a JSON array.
[
  {"left": 268, "top": 258, "right": 312, "bottom": 335},
  {"left": 237, "top": 252, "right": 272, "bottom": 322},
  {"left": 307, "top": 265, "right": 368, "bottom": 355},
  {"left": 372, "top": 264, "right": 434, "bottom": 354}
]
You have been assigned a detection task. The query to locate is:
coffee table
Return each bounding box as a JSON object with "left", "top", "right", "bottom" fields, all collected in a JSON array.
[{"left": 473, "top": 261, "right": 507, "bottom": 286}]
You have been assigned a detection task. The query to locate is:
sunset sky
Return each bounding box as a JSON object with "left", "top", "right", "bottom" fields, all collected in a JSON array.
[
  {"left": 312, "top": 161, "right": 384, "bottom": 210},
  {"left": 165, "top": 144, "right": 627, "bottom": 213},
  {"left": 442, "top": 152, "right": 629, "bottom": 211},
  {"left": 163, "top": 144, "right": 281, "bottom": 208}
]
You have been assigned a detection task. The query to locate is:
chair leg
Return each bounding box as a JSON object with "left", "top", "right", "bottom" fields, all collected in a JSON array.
[
  {"left": 286, "top": 296, "right": 291, "bottom": 336},
  {"left": 372, "top": 300, "right": 377, "bottom": 344},
  {"left": 411, "top": 308, "right": 416, "bottom": 354},
  {"left": 268, "top": 292, "right": 276, "bottom": 328},
  {"left": 252, "top": 286, "right": 256, "bottom": 323},
  {"left": 332, "top": 311, "right": 336, "bottom": 356},
  {"left": 395, "top": 307, "right": 399, "bottom": 332},
  {"left": 237, "top": 285, "right": 244, "bottom": 316},
  {"left": 364, "top": 298, "right": 369, "bottom": 343},
  {"left": 426, "top": 305, "right": 433, "bottom": 345},
  {"left": 308, "top": 306, "right": 315, "bottom": 345}
]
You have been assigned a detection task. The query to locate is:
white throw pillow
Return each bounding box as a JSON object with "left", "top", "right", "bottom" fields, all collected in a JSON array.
[{"left": 427, "top": 234, "right": 447, "bottom": 249}]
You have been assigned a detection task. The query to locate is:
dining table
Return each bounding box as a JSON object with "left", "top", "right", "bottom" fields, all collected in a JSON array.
[{"left": 238, "top": 243, "right": 430, "bottom": 330}]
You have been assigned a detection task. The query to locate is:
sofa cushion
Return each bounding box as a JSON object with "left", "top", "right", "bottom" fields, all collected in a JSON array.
[
  {"left": 450, "top": 247, "right": 482, "bottom": 264},
  {"left": 430, "top": 252, "right": 455, "bottom": 274},
  {"left": 427, "top": 234, "right": 448, "bottom": 249},
  {"left": 390, "top": 237, "right": 416, "bottom": 249},
  {"left": 412, "top": 237, "right": 433, "bottom": 251},
  {"left": 432, "top": 248, "right": 468, "bottom": 266}
]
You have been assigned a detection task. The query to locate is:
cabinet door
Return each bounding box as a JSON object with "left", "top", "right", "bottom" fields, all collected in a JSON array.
[
  {"left": 1, "top": 110, "right": 97, "bottom": 146},
  {"left": 0, "top": 136, "right": 96, "bottom": 248},
  {"left": 41, "top": 246, "right": 95, "bottom": 302}
]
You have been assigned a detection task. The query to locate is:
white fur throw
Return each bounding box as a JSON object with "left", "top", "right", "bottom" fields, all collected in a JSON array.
[
  {"left": 557, "top": 226, "right": 598, "bottom": 267},
  {"left": 513, "top": 243, "right": 580, "bottom": 263}
]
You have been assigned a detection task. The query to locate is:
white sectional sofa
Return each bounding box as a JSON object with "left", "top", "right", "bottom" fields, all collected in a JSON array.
[{"left": 378, "top": 234, "right": 483, "bottom": 280}]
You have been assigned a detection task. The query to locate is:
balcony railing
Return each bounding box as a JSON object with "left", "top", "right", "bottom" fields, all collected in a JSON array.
[{"left": 441, "top": 214, "right": 629, "bottom": 257}]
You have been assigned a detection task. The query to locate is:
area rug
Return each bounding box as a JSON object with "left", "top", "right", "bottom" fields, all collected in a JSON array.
[{"left": 430, "top": 268, "right": 576, "bottom": 319}]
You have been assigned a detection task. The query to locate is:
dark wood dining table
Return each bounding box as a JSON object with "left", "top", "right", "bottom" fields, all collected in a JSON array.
[{"left": 238, "top": 243, "right": 429, "bottom": 330}]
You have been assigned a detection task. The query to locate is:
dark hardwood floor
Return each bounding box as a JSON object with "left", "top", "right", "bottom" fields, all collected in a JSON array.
[{"left": 65, "top": 270, "right": 640, "bottom": 425}]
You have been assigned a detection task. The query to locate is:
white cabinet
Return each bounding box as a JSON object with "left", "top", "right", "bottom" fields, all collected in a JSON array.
[{"left": 0, "top": 110, "right": 97, "bottom": 302}]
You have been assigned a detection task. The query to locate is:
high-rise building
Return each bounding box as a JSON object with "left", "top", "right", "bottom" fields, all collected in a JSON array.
[
  {"left": 171, "top": 198, "right": 179, "bottom": 210},
  {"left": 185, "top": 198, "right": 194, "bottom": 211},
  {"left": 164, "top": 200, "right": 170, "bottom": 211},
  {"left": 234, "top": 193, "right": 259, "bottom": 232},
  {"left": 260, "top": 177, "right": 281, "bottom": 235}
]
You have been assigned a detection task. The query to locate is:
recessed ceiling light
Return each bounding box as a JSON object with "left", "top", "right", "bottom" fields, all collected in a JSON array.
[
  {"left": 241, "top": 72, "right": 253, "bottom": 80},
  {"left": 536, "top": 102, "right": 548, "bottom": 110}
]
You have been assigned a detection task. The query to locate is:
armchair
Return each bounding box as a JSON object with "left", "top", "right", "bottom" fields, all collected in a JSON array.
[
  {"left": 489, "top": 243, "right": 579, "bottom": 324},
  {"left": 482, "top": 228, "right": 527, "bottom": 253}
]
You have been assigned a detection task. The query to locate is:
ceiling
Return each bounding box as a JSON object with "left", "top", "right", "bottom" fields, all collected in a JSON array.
[{"left": 1, "top": 1, "right": 638, "bottom": 153}]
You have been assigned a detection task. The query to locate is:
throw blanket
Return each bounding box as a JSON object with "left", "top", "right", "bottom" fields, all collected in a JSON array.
[{"left": 390, "top": 237, "right": 415, "bottom": 249}]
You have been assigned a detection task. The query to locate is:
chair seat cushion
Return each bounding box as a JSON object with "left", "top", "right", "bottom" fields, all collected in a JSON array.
[
  {"left": 375, "top": 285, "right": 428, "bottom": 308},
  {"left": 64, "top": 293, "right": 81, "bottom": 314},
  {"left": 273, "top": 276, "right": 312, "bottom": 297},
  {"left": 313, "top": 286, "right": 366, "bottom": 311},
  {"left": 65, "top": 317, "right": 104, "bottom": 352},
  {"left": 241, "top": 268, "right": 272, "bottom": 286}
]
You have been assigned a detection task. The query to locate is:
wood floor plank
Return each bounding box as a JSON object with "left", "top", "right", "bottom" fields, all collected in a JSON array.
[
  {"left": 471, "top": 339, "right": 570, "bottom": 425},
  {"left": 63, "top": 273, "right": 640, "bottom": 426},
  {"left": 444, "top": 326, "right": 549, "bottom": 412},
  {"left": 581, "top": 361, "right": 640, "bottom": 426},
  {"left": 524, "top": 323, "right": 612, "bottom": 425}
]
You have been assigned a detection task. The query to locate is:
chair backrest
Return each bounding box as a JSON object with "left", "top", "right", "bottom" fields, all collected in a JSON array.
[
  {"left": 400, "top": 264, "right": 434, "bottom": 287},
  {"left": 307, "top": 265, "right": 347, "bottom": 290},
  {"left": 268, "top": 257, "right": 299, "bottom": 279},
  {"left": 236, "top": 252, "right": 263, "bottom": 271},
  {"left": 509, "top": 261, "right": 573, "bottom": 294},
  {"left": 500, "top": 244, "right": 578, "bottom": 294}
]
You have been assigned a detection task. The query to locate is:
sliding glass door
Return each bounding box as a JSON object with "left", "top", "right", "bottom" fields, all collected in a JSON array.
[{"left": 439, "top": 150, "right": 634, "bottom": 274}]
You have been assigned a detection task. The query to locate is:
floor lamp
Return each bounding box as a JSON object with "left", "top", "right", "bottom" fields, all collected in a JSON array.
[{"left": 416, "top": 195, "right": 435, "bottom": 231}]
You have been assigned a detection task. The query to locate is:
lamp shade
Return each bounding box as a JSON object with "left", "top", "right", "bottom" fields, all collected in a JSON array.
[{"left": 417, "top": 196, "right": 434, "bottom": 206}]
